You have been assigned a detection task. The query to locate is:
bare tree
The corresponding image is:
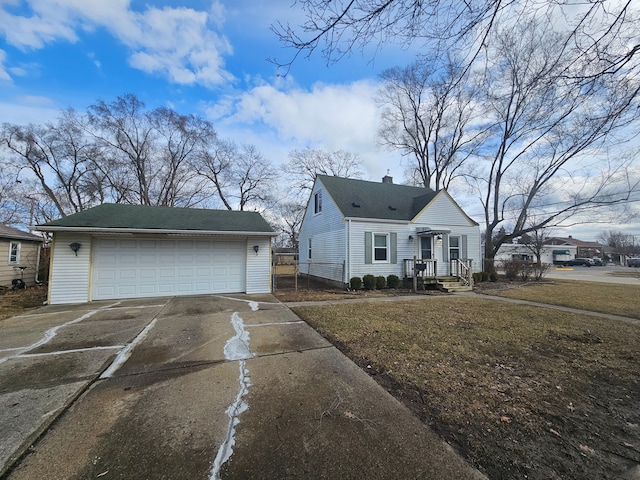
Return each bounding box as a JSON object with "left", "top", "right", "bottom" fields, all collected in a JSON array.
[
  {"left": 197, "top": 140, "right": 276, "bottom": 211},
  {"left": 1, "top": 110, "right": 102, "bottom": 216},
  {"left": 271, "top": 0, "right": 639, "bottom": 85},
  {"left": 148, "top": 107, "right": 215, "bottom": 207},
  {"left": 474, "top": 18, "right": 639, "bottom": 267},
  {"left": 266, "top": 201, "right": 306, "bottom": 249},
  {"left": 284, "top": 148, "right": 364, "bottom": 198},
  {"left": 377, "top": 56, "right": 484, "bottom": 190},
  {"left": 273, "top": 0, "right": 640, "bottom": 269},
  {"left": 87, "top": 94, "right": 158, "bottom": 205},
  {"left": 597, "top": 229, "right": 638, "bottom": 256}
]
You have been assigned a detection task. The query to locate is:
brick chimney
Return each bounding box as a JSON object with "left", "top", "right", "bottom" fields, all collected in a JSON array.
[{"left": 382, "top": 170, "right": 393, "bottom": 183}]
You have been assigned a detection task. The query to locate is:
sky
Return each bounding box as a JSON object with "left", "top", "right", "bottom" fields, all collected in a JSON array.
[{"left": 0, "top": 0, "right": 637, "bottom": 242}]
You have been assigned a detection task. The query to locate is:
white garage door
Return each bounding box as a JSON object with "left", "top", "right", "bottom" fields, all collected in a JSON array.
[{"left": 91, "top": 238, "right": 246, "bottom": 300}]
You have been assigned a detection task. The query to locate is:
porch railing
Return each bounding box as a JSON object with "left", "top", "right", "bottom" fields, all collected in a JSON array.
[
  {"left": 403, "top": 258, "right": 437, "bottom": 278},
  {"left": 450, "top": 258, "right": 473, "bottom": 286}
]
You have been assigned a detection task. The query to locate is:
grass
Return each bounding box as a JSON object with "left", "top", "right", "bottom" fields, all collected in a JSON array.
[
  {"left": 291, "top": 288, "right": 640, "bottom": 479},
  {"left": 479, "top": 279, "right": 640, "bottom": 319}
]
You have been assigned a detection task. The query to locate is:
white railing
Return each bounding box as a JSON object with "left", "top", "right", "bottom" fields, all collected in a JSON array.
[
  {"left": 403, "top": 258, "right": 437, "bottom": 278},
  {"left": 450, "top": 258, "right": 473, "bottom": 286}
]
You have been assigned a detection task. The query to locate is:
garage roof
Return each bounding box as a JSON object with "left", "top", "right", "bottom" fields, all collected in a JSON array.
[{"left": 36, "top": 203, "right": 276, "bottom": 236}]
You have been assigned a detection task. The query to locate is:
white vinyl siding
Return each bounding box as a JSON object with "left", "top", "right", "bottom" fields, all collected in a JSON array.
[
  {"left": 49, "top": 233, "right": 92, "bottom": 305},
  {"left": 47, "top": 232, "right": 272, "bottom": 304},
  {"left": 245, "top": 236, "right": 272, "bottom": 294},
  {"left": 299, "top": 179, "right": 346, "bottom": 283}
]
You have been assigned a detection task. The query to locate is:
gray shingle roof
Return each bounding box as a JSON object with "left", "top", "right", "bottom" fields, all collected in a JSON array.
[
  {"left": 36, "top": 204, "right": 275, "bottom": 234},
  {"left": 317, "top": 175, "right": 439, "bottom": 221},
  {"left": 0, "top": 224, "right": 43, "bottom": 242}
]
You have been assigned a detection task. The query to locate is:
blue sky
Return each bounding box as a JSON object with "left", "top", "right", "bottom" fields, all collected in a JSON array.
[
  {"left": 1, "top": 0, "right": 637, "bottom": 241},
  {"left": 0, "top": 0, "right": 416, "bottom": 182}
]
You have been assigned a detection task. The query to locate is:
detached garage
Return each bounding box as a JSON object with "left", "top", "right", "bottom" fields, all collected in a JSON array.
[{"left": 36, "top": 204, "right": 277, "bottom": 305}]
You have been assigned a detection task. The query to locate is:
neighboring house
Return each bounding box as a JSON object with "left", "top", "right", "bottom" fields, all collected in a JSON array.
[
  {"left": 298, "top": 174, "right": 481, "bottom": 288},
  {"left": 36, "top": 204, "right": 276, "bottom": 305},
  {"left": 0, "top": 225, "right": 44, "bottom": 289},
  {"left": 544, "top": 236, "right": 606, "bottom": 260},
  {"left": 494, "top": 243, "right": 578, "bottom": 265}
]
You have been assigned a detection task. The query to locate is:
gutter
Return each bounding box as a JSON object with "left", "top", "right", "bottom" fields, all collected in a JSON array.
[
  {"left": 32, "top": 226, "right": 278, "bottom": 237},
  {"left": 342, "top": 217, "right": 409, "bottom": 225}
]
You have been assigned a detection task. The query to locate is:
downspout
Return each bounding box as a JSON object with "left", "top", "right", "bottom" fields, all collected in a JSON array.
[
  {"left": 34, "top": 243, "right": 41, "bottom": 284},
  {"left": 345, "top": 219, "right": 351, "bottom": 286}
]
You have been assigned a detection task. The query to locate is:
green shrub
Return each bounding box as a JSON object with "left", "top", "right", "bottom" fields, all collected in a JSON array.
[
  {"left": 489, "top": 271, "right": 499, "bottom": 282},
  {"left": 387, "top": 274, "right": 400, "bottom": 289},
  {"left": 350, "top": 277, "right": 362, "bottom": 290},
  {"left": 363, "top": 274, "right": 376, "bottom": 290},
  {"left": 472, "top": 272, "right": 483, "bottom": 283},
  {"left": 481, "top": 271, "right": 490, "bottom": 282},
  {"left": 376, "top": 275, "right": 386, "bottom": 289}
]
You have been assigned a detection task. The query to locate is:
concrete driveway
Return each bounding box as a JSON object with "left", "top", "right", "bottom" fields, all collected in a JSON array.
[{"left": 0, "top": 294, "right": 485, "bottom": 480}]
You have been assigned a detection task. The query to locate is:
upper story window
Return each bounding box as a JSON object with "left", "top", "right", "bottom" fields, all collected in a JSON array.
[
  {"left": 374, "top": 233, "right": 389, "bottom": 262},
  {"left": 9, "top": 241, "right": 20, "bottom": 264},
  {"left": 314, "top": 190, "right": 322, "bottom": 214}
]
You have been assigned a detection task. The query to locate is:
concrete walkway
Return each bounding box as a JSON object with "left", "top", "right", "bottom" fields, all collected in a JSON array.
[{"left": 0, "top": 294, "right": 486, "bottom": 480}]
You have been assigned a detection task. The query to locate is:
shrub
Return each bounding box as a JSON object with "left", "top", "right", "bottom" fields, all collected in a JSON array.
[
  {"left": 481, "top": 271, "right": 490, "bottom": 282},
  {"left": 363, "top": 274, "right": 376, "bottom": 290},
  {"left": 472, "top": 272, "right": 483, "bottom": 283},
  {"left": 376, "top": 275, "right": 386, "bottom": 289},
  {"left": 387, "top": 274, "right": 400, "bottom": 289},
  {"left": 350, "top": 277, "right": 362, "bottom": 290},
  {"left": 489, "top": 271, "right": 499, "bottom": 282},
  {"left": 502, "top": 260, "right": 521, "bottom": 281}
]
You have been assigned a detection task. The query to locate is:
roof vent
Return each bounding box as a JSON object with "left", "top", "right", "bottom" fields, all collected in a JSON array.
[
  {"left": 388, "top": 205, "right": 396, "bottom": 211},
  {"left": 352, "top": 202, "right": 361, "bottom": 208},
  {"left": 382, "top": 170, "right": 393, "bottom": 183}
]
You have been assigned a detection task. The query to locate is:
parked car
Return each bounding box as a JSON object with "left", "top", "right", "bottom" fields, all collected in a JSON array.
[
  {"left": 628, "top": 258, "right": 640, "bottom": 267},
  {"left": 563, "top": 258, "right": 594, "bottom": 267},
  {"left": 591, "top": 258, "right": 604, "bottom": 266}
]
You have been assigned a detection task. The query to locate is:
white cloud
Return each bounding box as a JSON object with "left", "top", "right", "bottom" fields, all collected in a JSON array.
[
  {"left": 0, "top": 49, "right": 11, "bottom": 81},
  {"left": 207, "top": 78, "right": 402, "bottom": 180},
  {"left": 0, "top": 0, "right": 233, "bottom": 87},
  {"left": 0, "top": 98, "right": 60, "bottom": 124}
]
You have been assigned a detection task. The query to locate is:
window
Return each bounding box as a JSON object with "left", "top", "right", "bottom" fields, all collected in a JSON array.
[
  {"left": 374, "top": 234, "right": 388, "bottom": 262},
  {"left": 314, "top": 190, "right": 322, "bottom": 214},
  {"left": 308, "top": 238, "right": 312, "bottom": 259},
  {"left": 449, "top": 236, "right": 460, "bottom": 260},
  {"left": 420, "top": 237, "right": 432, "bottom": 260},
  {"left": 9, "top": 242, "right": 20, "bottom": 264}
]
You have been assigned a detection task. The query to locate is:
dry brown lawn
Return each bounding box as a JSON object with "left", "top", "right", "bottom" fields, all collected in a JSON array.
[
  {"left": 479, "top": 279, "right": 640, "bottom": 319},
  {"left": 0, "top": 286, "right": 47, "bottom": 321},
  {"left": 291, "top": 285, "right": 640, "bottom": 480}
]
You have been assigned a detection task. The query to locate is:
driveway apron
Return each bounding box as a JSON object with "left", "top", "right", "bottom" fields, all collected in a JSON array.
[{"left": 1, "top": 294, "right": 485, "bottom": 480}]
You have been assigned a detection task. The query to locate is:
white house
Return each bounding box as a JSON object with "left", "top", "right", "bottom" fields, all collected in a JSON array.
[
  {"left": 493, "top": 243, "right": 577, "bottom": 265},
  {"left": 36, "top": 204, "right": 276, "bottom": 304},
  {"left": 298, "top": 175, "right": 481, "bottom": 288}
]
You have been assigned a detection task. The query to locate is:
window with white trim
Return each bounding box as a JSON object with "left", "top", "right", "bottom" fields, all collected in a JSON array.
[
  {"left": 373, "top": 234, "right": 389, "bottom": 262},
  {"left": 449, "top": 236, "right": 460, "bottom": 260},
  {"left": 314, "top": 190, "right": 322, "bottom": 214},
  {"left": 9, "top": 241, "right": 20, "bottom": 264},
  {"left": 308, "top": 238, "right": 312, "bottom": 259}
]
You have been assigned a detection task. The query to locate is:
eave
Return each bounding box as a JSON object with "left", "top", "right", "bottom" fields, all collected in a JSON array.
[{"left": 33, "top": 226, "right": 278, "bottom": 237}]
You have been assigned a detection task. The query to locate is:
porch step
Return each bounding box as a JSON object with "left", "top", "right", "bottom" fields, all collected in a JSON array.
[{"left": 437, "top": 280, "right": 473, "bottom": 293}]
